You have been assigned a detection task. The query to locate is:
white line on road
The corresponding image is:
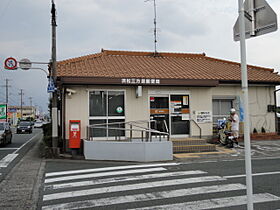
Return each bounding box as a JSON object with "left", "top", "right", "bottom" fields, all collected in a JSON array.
[
  {"left": 0, "top": 154, "right": 18, "bottom": 168},
  {"left": 43, "top": 176, "right": 225, "bottom": 201},
  {"left": 44, "top": 167, "right": 167, "bottom": 184},
  {"left": 42, "top": 183, "right": 245, "bottom": 210},
  {"left": 44, "top": 170, "right": 207, "bottom": 190},
  {"left": 133, "top": 193, "right": 280, "bottom": 210},
  {"left": 12, "top": 132, "right": 42, "bottom": 154},
  {"left": 45, "top": 162, "right": 179, "bottom": 177},
  {"left": 0, "top": 148, "right": 19, "bottom": 150},
  {"left": 224, "top": 171, "right": 280, "bottom": 179}
]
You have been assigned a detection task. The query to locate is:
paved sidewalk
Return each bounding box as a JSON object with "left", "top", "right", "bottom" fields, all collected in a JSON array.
[{"left": 0, "top": 137, "right": 45, "bottom": 210}]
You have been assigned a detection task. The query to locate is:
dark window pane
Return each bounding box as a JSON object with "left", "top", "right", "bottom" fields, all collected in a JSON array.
[
  {"left": 220, "top": 100, "right": 232, "bottom": 115},
  {"left": 89, "top": 120, "right": 106, "bottom": 137},
  {"left": 212, "top": 100, "right": 219, "bottom": 115},
  {"left": 108, "top": 91, "right": 125, "bottom": 116},
  {"left": 89, "top": 91, "right": 107, "bottom": 116},
  {"left": 171, "top": 116, "right": 190, "bottom": 135},
  {"left": 108, "top": 119, "right": 125, "bottom": 137},
  {"left": 150, "top": 97, "right": 169, "bottom": 109}
]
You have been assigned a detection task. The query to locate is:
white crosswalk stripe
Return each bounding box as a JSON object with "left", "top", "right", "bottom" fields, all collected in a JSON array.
[
  {"left": 41, "top": 163, "right": 280, "bottom": 210},
  {"left": 0, "top": 154, "right": 18, "bottom": 168},
  {"left": 43, "top": 176, "right": 225, "bottom": 201},
  {"left": 44, "top": 170, "right": 207, "bottom": 190},
  {"left": 42, "top": 184, "right": 245, "bottom": 210},
  {"left": 45, "top": 167, "right": 167, "bottom": 184},
  {"left": 45, "top": 162, "right": 179, "bottom": 177},
  {"left": 132, "top": 193, "right": 280, "bottom": 210}
]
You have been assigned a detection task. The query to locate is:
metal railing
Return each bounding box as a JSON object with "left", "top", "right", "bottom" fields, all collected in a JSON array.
[
  {"left": 87, "top": 120, "right": 170, "bottom": 142},
  {"left": 190, "top": 119, "right": 202, "bottom": 139}
]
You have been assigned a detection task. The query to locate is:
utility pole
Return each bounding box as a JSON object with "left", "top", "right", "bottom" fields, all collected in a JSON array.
[
  {"left": 29, "top": 97, "right": 32, "bottom": 107},
  {"left": 1, "top": 79, "right": 11, "bottom": 105},
  {"left": 29, "top": 97, "right": 33, "bottom": 119},
  {"left": 19, "top": 89, "right": 24, "bottom": 119},
  {"left": 51, "top": 0, "right": 59, "bottom": 153}
]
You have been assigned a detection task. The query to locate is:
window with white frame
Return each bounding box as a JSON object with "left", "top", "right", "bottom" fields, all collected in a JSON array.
[
  {"left": 212, "top": 99, "right": 233, "bottom": 124},
  {"left": 89, "top": 90, "right": 125, "bottom": 138}
]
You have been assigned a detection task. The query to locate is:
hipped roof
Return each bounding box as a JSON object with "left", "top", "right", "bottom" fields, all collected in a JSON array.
[{"left": 57, "top": 49, "right": 280, "bottom": 85}]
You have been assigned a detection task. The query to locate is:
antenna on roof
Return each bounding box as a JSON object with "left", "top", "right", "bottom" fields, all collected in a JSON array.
[{"left": 145, "top": 0, "right": 158, "bottom": 57}]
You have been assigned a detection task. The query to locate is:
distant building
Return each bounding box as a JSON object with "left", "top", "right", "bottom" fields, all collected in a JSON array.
[
  {"left": 8, "top": 106, "right": 36, "bottom": 125},
  {"left": 56, "top": 49, "right": 280, "bottom": 145}
]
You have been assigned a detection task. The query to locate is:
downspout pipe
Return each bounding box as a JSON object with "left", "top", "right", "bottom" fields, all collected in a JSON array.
[{"left": 274, "top": 88, "right": 280, "bottom": 134}]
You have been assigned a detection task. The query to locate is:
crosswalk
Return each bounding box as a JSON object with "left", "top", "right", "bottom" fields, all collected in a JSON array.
[
  {"left": 41, "top": 163, "right": 280, "bottom": 210},
  {"left": 0, "top": 154, "right": 18, "bottom": 168}
]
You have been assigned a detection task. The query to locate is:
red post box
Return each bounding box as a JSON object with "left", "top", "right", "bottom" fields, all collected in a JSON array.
[{"left": 69, "top": 120, "right": 81, "bottom": 148}]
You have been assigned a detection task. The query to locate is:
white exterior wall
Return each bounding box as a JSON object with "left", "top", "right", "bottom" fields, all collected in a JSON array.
[
  {"left": 211, "top": 85, "right": 275, "bottom": 133},
  {"left": 64, "top": 84, "right": 276, "bottom": 140}
]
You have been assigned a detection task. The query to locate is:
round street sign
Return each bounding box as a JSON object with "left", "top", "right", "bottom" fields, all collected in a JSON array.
[
  {"left": 19, "top": 58, "right": 32, "bottom": 70},
  {"left": 4, "top": 57, "right": 17, "bottom": 70}
]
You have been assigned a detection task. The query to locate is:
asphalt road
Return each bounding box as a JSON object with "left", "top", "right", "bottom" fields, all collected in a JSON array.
[
  {"left": 0, "top": 128, "right": 42, "bottom": 182},
  {"left": 39, "top": 156, "right": 280, "bottom": 209}
]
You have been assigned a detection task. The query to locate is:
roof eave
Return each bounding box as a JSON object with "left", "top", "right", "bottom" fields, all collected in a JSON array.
[{"left": 219, "top": 80, "right": 280, "bottom": 86}]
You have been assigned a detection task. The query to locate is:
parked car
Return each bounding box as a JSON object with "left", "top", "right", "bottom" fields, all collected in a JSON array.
[
  {"left": 0, "top": 122, "right": 12, "bottom": 145},
  {"left": 16, "top": 121, "right": 33, "bottom": 134},
  {"left": 34, "top": 121, "right": 43, "bottom": 128}
]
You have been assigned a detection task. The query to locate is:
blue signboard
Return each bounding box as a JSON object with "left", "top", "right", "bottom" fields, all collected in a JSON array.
[{"left": 47, "top": 78, "right": 56, "bottom": 93}]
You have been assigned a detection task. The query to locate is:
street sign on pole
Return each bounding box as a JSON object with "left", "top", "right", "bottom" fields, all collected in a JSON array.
[
  {"left": 234, "top": 0, "right": 277, "bottom": 209},
  {"left": 47, "top": 78, "right": 56, "bottom": 93},
  {"left": 4, "top": 57, "right": 18, "bottom": 70},
  {"left": 19, "top": 58, "right": 32, "bottom": 70},
  {"left": 234, "top": 0, "right": 277, "bottom": 41}
]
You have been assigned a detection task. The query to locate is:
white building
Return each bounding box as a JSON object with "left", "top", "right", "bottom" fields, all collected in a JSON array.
[{"left": 56, "top": 49, "right": 280, "bottom": 145}]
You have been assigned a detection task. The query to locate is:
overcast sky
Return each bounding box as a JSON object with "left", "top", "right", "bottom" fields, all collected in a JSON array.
[{"left": 0, "top": 0, "right": 280, "bottom": 112}]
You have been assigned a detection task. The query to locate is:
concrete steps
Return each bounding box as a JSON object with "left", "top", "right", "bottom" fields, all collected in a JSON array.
[{"left": 172, "top": 138, "right": 216, "bottom": 153}]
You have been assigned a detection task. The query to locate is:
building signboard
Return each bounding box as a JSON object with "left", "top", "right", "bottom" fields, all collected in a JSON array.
[
  {"left": 121, "top": 78, "right": 161, "bottom": 85},
  {"left": 196, "top": 111, "right": 212, "bottom": 123},
  {"left": 8, "top": 108, "right": 17, "bottom": 113},
  {"left": 0, "top": 104, "right": 7, "bottom": 121}
]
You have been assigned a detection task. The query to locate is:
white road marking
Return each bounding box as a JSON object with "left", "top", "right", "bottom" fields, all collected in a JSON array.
[
  {"left": 0, "top": 154, "right": 18, "bottom": 168},
  {"left": 0, "top": 148, "right": 19, "bottom": 150},
  {"left": 43, "top": 176, "right": 225, "bottom": 201},
  {"left": 12, "top": 132, "right": 42, "bottom": 154},
  {"left": 42, "top": 183, "right": 245, "bottom": 210},
  {"left": 44, "top": 170, "right": 207, "bottom": 190},
  {"left": 224, "top": 171, "right": 280, "bottom": 179},
  {"left": 45, "top": 162, "right": 179, "bottom": 177},
  {"left": 133, "top": 193, "right": 280, "bottom": 210},
  {"left": 44, "top": 167, "right": 167, "bottom": 184}
]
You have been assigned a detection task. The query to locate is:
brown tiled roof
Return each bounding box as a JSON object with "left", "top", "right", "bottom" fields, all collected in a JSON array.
[{"left": 57, "top": 49, "right": 280, "bottom": 84}]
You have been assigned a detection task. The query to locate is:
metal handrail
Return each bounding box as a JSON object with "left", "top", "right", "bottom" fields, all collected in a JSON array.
[
  {"left": 163, "top": 119, "right": 169, "bottom": 133},
  {"left": 87, "top": 120, "right": 169, "bottom": 142},
  {"left": 190, "top": 119, "right": 202, "bottom": 139}
]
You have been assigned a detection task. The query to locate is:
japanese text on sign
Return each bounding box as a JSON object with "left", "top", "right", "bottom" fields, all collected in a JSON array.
[
  {"left": 196, "top": 111, "right": 212, "bottom": 123},
  {"left": 121, "top": 78, "right": 160, "bottom": 85}
]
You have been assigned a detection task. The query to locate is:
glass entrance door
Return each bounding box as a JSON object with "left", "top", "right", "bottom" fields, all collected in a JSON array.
[
  {"left": 150, "top": 96, "right": 169, "bottom": 134},
  {"left": 170, "top": 95, "right": 190, "bottom": 137},
  {"left": 149, "top": 94, "right": 190, "bottom": 137}
]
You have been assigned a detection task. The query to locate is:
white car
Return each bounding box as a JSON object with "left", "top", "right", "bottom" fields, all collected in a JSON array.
[{"left": 34, "top": 121, "right": 43, "bottom": 128}]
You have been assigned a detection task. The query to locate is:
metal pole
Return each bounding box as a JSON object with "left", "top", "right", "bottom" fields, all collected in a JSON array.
[
  {"left": 5, "top": 79, "right": 9, "bottom": 105},
  {"left": 51, "top": 0, "right": 59, "bottom": 152},
  {"left": 19, "top": 89, "right": 23, "bottom": 119},
  {"left": 249, "top": 0, "right": 256, "bottom": 36},
  {"left": 238, "top": 0, "right": 254, "bottom": 209}
]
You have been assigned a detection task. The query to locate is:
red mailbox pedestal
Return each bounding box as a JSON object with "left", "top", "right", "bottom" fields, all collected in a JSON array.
[{"left": 69, "top": 120, "right": 81, "bottom": 148}]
